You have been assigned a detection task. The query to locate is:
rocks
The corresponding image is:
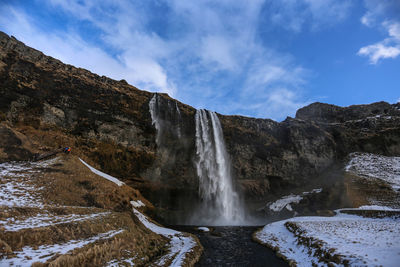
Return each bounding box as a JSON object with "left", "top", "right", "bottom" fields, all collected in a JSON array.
[
  {"left": 1, "top": 31, "right": 400, "bottom": 222},
  {"left": 296, "top": 101, "right": 400, "bottom": 123}
]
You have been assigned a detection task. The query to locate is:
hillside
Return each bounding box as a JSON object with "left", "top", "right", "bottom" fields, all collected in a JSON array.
[
  {"left": 0, "top": 153, "right": 202, "bottom": 266},
  {"left": 1, "top": 31, "right": 400, "bottom": 224}
]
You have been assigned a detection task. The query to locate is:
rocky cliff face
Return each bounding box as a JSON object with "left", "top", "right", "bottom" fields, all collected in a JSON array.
[{"left": 1, "top": 31, "right": 400, "bottom": 223}]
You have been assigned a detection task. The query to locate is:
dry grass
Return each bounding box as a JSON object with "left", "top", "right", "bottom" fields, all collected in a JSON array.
[
  {"left": 1, "top": 126, "right": 202, "bottom": 266},
  {"left": 0, "top": 154, "right": 171, "bottom": 266},
  {"left": 344, "top": 172, "right": 398, "bottom": 207}
]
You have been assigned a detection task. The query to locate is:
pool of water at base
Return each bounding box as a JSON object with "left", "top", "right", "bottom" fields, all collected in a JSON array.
[{"left": 170, "top": 225, "right": 288, "bottom": 267}]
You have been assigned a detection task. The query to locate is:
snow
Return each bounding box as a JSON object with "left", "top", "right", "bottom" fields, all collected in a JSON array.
[
  {"left": 269, "top": 195, "right": 303, "bottom": 212},
  {"left": 107, "top": 257, "right": 137, "bottom": 267},
  {"left": 358, "top": 205, "right": 400, "bottom": 211},
  {"left": 304, "top": 188, "right": 322, "bottom": 194},
  {"left": 345, "top": 152, "right": 400, "bottom": 191},
  {"left": 255, "top": 207, "right": 400, "bottom": 266},
  {"left": 1, "top": 229, "right": 124, "bottom": 266},
  {"left": 197, "top": 227, "right": 210, "bottom": 232},
  {"left": 268, "top": 188, "right": 322, "bottom": 212},
  {"left": 79, "top": 158, "right": 125, "bottom": 186},
  {"left": 132, "top": 207, "right": 197, "bottom": 267},
  {"left": 0, "top": 159, "right": 60, "bottom": 208},
  {"left": 130, "top": 200, "right": 145, "bottom": 208},
  {"left": 0, "top": 212, "right": 110, "bottom": 232},
  {"left": 255, "top": 217, "right": 320, "bottom": 266}
]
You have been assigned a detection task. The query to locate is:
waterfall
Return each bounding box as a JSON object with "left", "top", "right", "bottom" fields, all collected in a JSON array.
[
  {"left": 193, "top": 109, "right": 245, "bottom": 225},
  {"left": 149, "top": 94, "right": 182, "bottom": 144},
  {"left": 149, "top": 94, "right": 162, "bottom": 146}
]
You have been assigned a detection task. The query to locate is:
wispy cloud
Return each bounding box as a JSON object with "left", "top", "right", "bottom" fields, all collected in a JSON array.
[
  {"left": 267, "top": 0, "right": 352, "bottom": 32},
  {"left": 358, "top": 1, "right": 400, "bottom": 64},
  {"left": 0, "top": 0, "right": 351, "bottom": 120}
]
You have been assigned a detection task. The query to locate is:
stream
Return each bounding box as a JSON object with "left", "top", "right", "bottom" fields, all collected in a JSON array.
[{"left": 172, "top": 226, "right": 288, "bottom": 267}]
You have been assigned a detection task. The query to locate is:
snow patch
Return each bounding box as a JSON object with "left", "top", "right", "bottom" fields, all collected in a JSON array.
[
  {"left": 197, "top": 227, "right": 210, "bottom": 232},
  {"left": 255, "top": 208, "right": 400, "bottom": 266},
  {"left": 130, "top": 200, "right": 145, "bottom": 208},
  {"left": 269, "top": 195, "right": 303, "bottom": 212},
  {"left": 0, "top": 159, "right": 59, "bottom": 208},
  {"left": 107, "top": 256, "right": 138, "bottom": 267},
  {"left": 0, "top": 212, "right": 110, "bottom": 232},
  {"left": 268, "top": 188, "right": 322, "bottom": 212},
  {"left": 0, "top": 229, "right": 124, "bottom": 266},
  {"left": 79, "top": 158, "right": 125, "bottom": 186},
  {"left": 345, "top": 152, "right": 400, "bottom": 191},
  {"left": 132, "top": 207, "right": 197, "bottom": 267},
  {"left": 358, "top": 205, "right": 400, "bottom": 211}
]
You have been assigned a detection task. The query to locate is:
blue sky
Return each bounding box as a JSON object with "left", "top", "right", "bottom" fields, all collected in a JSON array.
[{"left": 1, "top": 0, "right": 399, "bottom": 121}]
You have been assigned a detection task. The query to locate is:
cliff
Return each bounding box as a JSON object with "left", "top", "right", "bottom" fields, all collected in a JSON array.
[{"left": 1, "top": 31, "right": 400, "bottom": 223}]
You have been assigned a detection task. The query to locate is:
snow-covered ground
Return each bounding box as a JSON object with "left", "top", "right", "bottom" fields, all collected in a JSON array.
[
  {"left": 0, "top": 158, "right": 128, "bottom": 266},
  {"left": 0, "top": 158, "right": 58, "bottom": 207},
  {"left": 345, "top": 152, "right": 400, "bottom": 191},
  {"left": 132, "top": 206, "right": 197, "bottom": 267},
  {"left": 79, "top": 158, "right": 125, "bottom": 186},
  {"left": 0, "top": 211, "right": 110, "bottom": 231},
  {"left": 255, "top": 207, "right": 400, "bottom": 266},
  {"left": 267, "top": 188, "right": 322, "bottom": 212},
  {"left": 1, "top": 229, "right": 124, "bottom": 266},
  {"left": 358, "top": 205, "right": 399, "bottom": 211}
]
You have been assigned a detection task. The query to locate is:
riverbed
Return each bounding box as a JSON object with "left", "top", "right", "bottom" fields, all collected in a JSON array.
[{"left": 171, "top": 226, "right": 288, "bottom": 266}]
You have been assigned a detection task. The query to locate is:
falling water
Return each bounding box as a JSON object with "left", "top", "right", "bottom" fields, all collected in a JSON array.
[
  {"left": 192, "top": 109, "right": 245, "bottom": 225},
  {"left": 149, "top": 94, "right": 182, "bottom": 144},
  {"left": 149, "top": 94, "right": 162, "bottom": 145}
]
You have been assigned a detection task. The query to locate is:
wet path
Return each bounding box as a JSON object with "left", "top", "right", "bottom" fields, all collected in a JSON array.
[{"left": 172, "top": 226, "right": 288, "bottom": 267}]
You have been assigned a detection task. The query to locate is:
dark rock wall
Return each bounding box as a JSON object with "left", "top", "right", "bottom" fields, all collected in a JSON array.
[{"left": 1, "top": 31, "right": 400, "bottom": 221}]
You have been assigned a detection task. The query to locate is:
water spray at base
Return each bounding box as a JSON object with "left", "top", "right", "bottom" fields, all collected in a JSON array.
[{"left": 191, "top": 109, "right": 246, "bottom": 226}]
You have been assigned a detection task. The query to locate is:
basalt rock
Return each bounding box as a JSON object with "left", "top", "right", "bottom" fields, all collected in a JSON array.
[{"left": 1, "top": 31, "right": 400, "bottom": 222}]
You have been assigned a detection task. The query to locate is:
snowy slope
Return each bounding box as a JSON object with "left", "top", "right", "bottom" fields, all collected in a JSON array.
[
  {"left": 132, "top": 206, "right": 197, "bottom": 267},
  {"left": 2, "top": 230, "right": 123, "bottom": 266},
  {"left": 0, "top": 212, "right": 110, "bottom": 231},
  {"left": 255, "top": 208, "right": 400, "bottom": 266},
  {"left": 345, "top": 152, "right": 400, "bottom": 190},
  {"left": 0, "top": 157, "right": 128, "bottom": 266},
  {"left": 79, "top": 158, "right": 125, "bottom": 186},
  {"left": 0, "top": 158, "right": 58, "bottom": 207}
]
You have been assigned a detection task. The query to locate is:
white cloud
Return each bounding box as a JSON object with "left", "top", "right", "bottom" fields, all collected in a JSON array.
[
  {"left": 358, "top": 22, "right": 400, "bottom": 64},
  {"left": 200, "top": 35, "right": 238, "bottom": 72},
  {"left": 0, "top": 4, "right": 177, "bottom": 96},
  {"left": 358, "top": 42, "right": 400, "bottom": 64},
  {"left": 264, "top": 88, "right": 310, "bottom": 118},
  {"left": 361, "top": 13, "right": 373, "bottom": 26},
  {"left": 0, "top": 0, "right": 315, "bottom": 120},
  {"left": 358, "top": 1, "right": 400, "bottom": 64}
]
